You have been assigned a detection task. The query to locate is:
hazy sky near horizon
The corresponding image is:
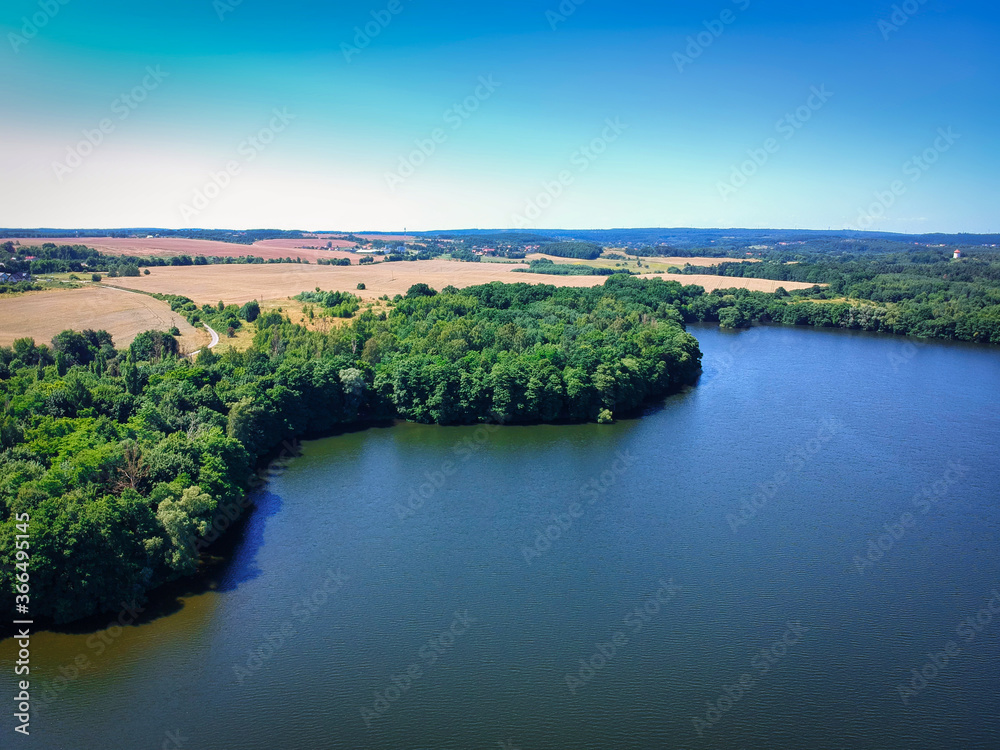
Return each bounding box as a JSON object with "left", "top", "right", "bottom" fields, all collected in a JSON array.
[{"left": 1, "top": 0, "right": 997, "bottom": 233}]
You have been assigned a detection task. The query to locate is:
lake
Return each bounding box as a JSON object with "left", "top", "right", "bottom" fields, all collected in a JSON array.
[{"left": 4, "top": 324, "right": 1000, "bottom": 749}]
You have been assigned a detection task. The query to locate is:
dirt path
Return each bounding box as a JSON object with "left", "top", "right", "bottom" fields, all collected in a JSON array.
[
  {"left": 0, "top": 285, "right": 204, "bottom": 350},
  {"left": 188, "top": 324, "right": 220, "bottom": 358}
]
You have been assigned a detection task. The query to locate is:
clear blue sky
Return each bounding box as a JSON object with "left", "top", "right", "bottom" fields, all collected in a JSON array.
[{"left": 1, "top": 0, "right": 997, "bottom": 232}]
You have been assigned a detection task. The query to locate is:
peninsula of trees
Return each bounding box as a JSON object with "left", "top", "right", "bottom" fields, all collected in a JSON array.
[{"left": 0, "top": 277, "right": 701, "bottom": 624}]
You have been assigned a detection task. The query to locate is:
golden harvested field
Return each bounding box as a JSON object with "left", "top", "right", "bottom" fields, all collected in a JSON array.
[
  {"left": 531, "top": 254, "right": 760, "bottom": 269},
  {"left": 3, "top": 236, "right": 360, "bottom": 263},
  {"left": 639, "top": 256, "right": 760, "bottom": 267},
  {"left": 666, "top": 274, "right": 816, "bottom": 294},
  {"left": 354, "top": 234, "right": 416, "bottom": 242},
  {"left": 103, "top": 260, "right": 589, "bottom": 305},
  {"left": 102, "top": 260, "right": 821, "bottom": 306},
  {"left": 0, "top": 285, "right": 209, "bottom": 351}
]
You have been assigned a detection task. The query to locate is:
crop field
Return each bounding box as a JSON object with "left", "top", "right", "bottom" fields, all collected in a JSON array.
[
  {"left": 100, "top": 259, "right": 821, "bottom": 306},
  {"left": 101, "top": 260, "right": 597, "bottom": 305},
  {"left": 0, "top": 285, "right": 208, "bottom": 351},
  {"left": 3, "top": 236, "right": 361, "bottom": 263},
  {"left": 531, "top": 253, "right": 761, "bottom": 270},
  {"left": 0, "top": 260, "right": 820, "bottom": 350}
]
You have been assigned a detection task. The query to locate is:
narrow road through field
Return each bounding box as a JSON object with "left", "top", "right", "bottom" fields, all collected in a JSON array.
[
  {"left": 205, "top": 323, "right": 220, "bottom": 349},
  {"left": 189, "top": 323, "right": 220, "bottom": 358}
]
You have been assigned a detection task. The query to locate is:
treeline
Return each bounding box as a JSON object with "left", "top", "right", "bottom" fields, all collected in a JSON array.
[
  {"left": 449, "top": 249, "right": 481, "bottom": 263},
  {"left": 0, "top": 276, "right": 702, "bottom": 624},
  {"left": 673, "top": 247, "right": 1000, "bottom": 343},
  {"left": 684, "top": 286, "right": 1000, "bottom": 343},
  {"left": 384, "top": 250, "right": 438, "bottom": 262},
  {"left": 1, "top": 229, "right": 307, "bottom": 245},
  {"left": 538, "top": 241, "right": 604, "bottom": 260},
  {"left": 514, "top": 259, "right": 629, "bottom": 276},
  {"left": 294, "top": 290, "right": 361, "bottom": 318},
  {"left": 1, "top": 242, "right": 311, "bottom": 276}
]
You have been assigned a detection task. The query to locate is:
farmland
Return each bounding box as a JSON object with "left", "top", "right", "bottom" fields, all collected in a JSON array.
[
  {"left": 99, "top": 260, "right": 821, "bottom": 306},
  {"left": 0, "top": 285, "right": 208, "bottom": 350},
  {"left": 528, "top": 253, "right": 760, "bottom": 272},
  {"left": 2, "top": 236, "right": 361, "bottom": 263}
]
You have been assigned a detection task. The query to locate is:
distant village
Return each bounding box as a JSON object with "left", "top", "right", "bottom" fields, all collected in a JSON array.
[{"left": 0, "top": 240, "right": 34, "bottom": 282}]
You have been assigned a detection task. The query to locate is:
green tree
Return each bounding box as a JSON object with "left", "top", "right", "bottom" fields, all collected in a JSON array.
[{"left": 239, "top": 300, "right": 261, "bottom": 322}]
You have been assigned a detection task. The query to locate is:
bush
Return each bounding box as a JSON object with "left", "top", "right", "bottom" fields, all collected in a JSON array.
[
  {"left": 239, "top": 300, "right": 261, "bottom": 323},
  {"left": 91, "top": 274, "right": 102, "bottom": 282},
  {"left": 406, "top": 283, "right": 437, "bottom": 298},
  {"left": 357, "top": 283, "right": 366, "bottom": 290},
  {"left": 168, "top": 326, "right": 180, "bottom": 336},
  {"left": 144, "top": 269, "right": 151, "bottom": 275},
  {"left": 718, "top": 306, "right": 749, "bottom": 329}
]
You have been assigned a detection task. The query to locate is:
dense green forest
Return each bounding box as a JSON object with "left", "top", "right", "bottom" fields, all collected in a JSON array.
[
  {"left": 679, "top": 247, "right": 1000, "bottom": 343},
  {"left": 0, "top": 277, "right": 701, "bottom": 624},
  {"left": 514, "top": 258, "right": 629, "bottom": 276},
  {"left": 537, "top": 241, "right": 604, "bottom": 260}
]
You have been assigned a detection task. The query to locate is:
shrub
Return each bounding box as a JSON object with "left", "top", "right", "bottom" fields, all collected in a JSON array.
[
  {"left": 406, "top": 283, "right": 437, "bottom": 298},
  {"left": 239, "top": 300, "right": 261, "bottom": 323}
]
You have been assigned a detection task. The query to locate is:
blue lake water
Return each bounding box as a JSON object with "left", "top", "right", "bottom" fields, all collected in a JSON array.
[{"left": 4, "top": 324, "right": 1000, "bottom": 749}]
